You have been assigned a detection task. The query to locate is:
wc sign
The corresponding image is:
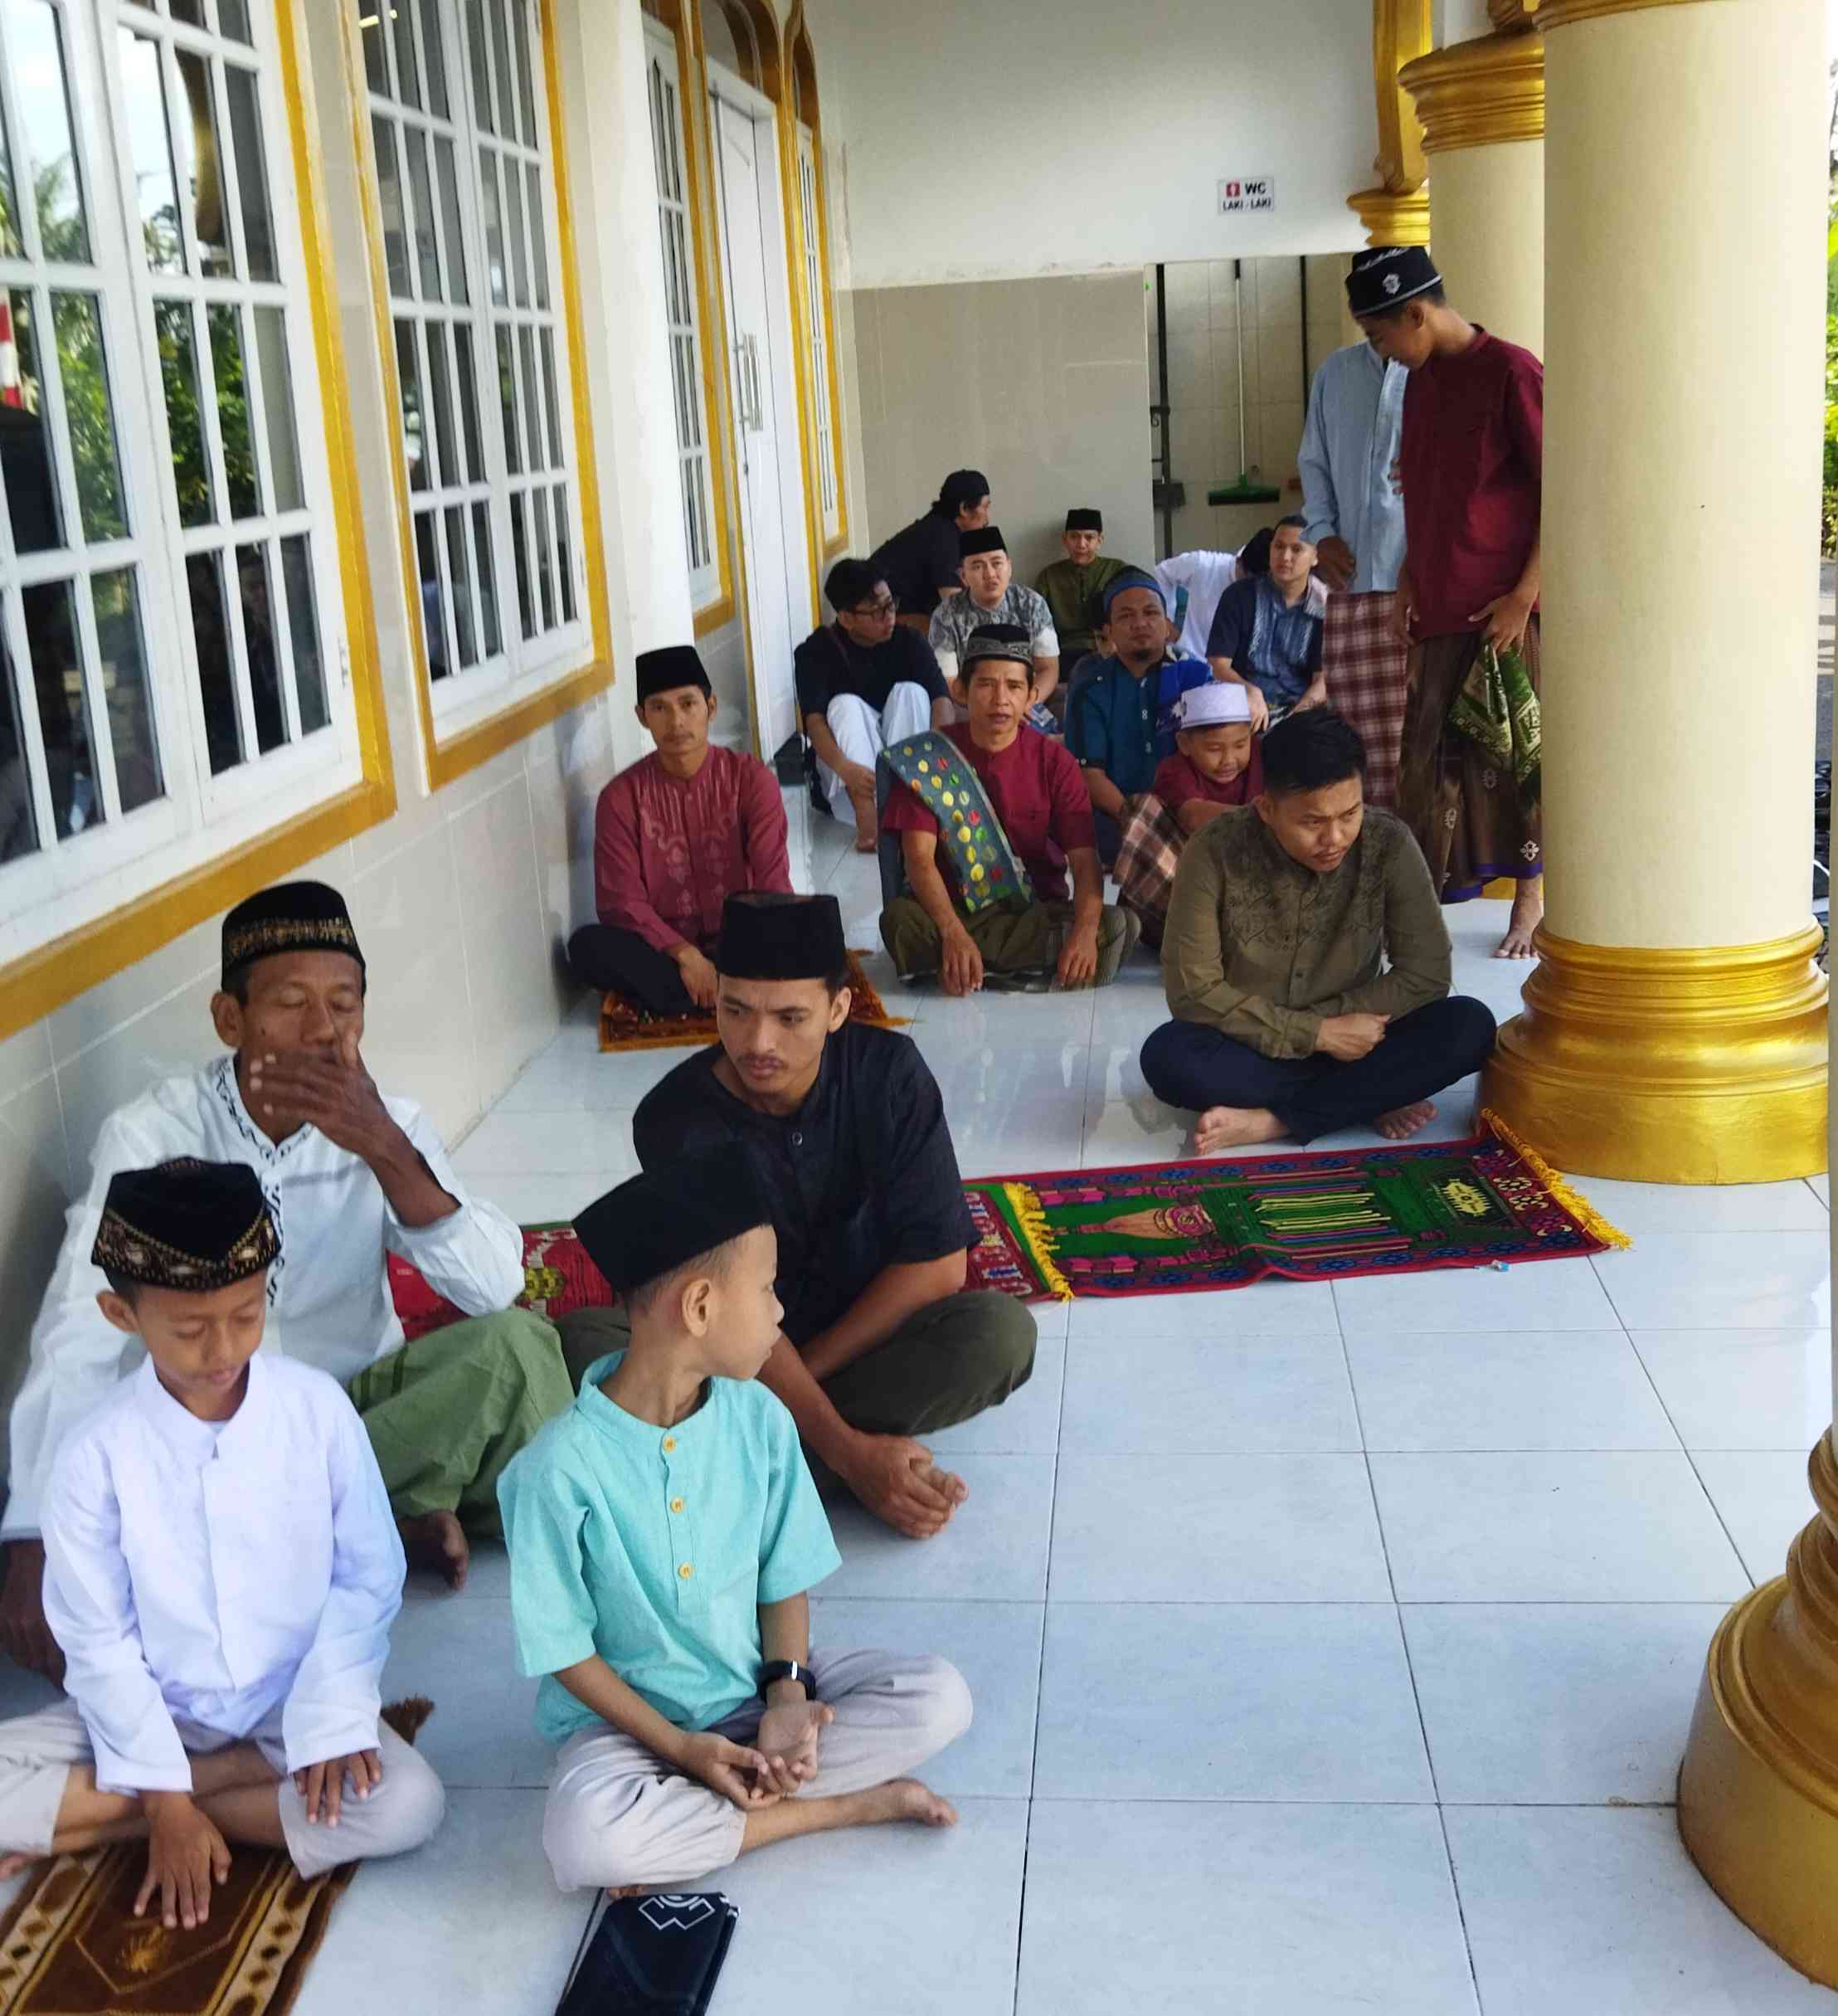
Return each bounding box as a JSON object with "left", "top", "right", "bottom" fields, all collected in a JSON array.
[{"left": 1218, "top": 176, "right": 1275, "bottom": 214}]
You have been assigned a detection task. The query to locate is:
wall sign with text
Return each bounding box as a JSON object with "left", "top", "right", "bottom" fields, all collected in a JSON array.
[{"left": 1218, "top": 178, "right": 1275, "bottom": 215}]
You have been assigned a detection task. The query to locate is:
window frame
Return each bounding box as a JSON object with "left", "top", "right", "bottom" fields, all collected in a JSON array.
[{"left": 793, "top": 120, "right": 839, "bottom": 550}]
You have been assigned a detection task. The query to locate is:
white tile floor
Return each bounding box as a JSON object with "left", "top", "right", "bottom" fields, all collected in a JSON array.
[{"left": 5, "top": 791, "right": 1831, "bottom": 2013}]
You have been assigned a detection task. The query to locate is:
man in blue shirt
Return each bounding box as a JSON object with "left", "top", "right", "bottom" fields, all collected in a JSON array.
[{"left": 1205, "top": 517, "right": 1328, "bottom": 730}]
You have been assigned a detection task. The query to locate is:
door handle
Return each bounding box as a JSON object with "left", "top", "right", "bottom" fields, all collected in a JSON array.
[{"left": 736, "top": 334, "right": 763, "bottom": 431}]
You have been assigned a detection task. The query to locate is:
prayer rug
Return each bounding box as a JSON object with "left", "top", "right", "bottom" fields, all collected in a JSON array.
[
  {"left": 0, "top": 1698, "right": 433, "bottom": 2016},
  {"left": 598, "top": 950, "right": 907, "bottom": 1052},
  {"left": 388, "top": 1224, "right": 611, "bottom": 1341},
  {"left": 960, "top": 1112, "right": 1626, "bottom": 1302}
]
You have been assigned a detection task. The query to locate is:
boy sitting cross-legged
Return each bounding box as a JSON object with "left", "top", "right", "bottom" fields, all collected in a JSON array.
[
  {"left": 0, "top": 1158, "right": 444, "bottom": 1929},
  {"left": 499, "top": 1151, "right": 971, "bottom": 1893}
]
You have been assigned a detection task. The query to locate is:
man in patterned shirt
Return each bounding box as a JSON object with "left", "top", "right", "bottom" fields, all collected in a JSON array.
[{"left": 927, "top": 527, "right": 1060, "bottom": 724}]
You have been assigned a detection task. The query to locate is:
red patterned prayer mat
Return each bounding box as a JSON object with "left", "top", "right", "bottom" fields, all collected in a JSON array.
[
  {"left": 961, "top": 1112, "right": 1626, "bottom": 1302},
  {"left": 599, "top": 950, "right": 907, "bottom": 1052},
  {"left": 387, "top": 1223, "right": 612, "bottom": 1342},
  {"left": 0, "top": 1698, "right": 433, "bottom": 2016}
]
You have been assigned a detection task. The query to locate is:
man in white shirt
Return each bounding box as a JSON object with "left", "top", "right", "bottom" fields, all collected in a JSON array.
[
  {"left": 1155, "top": 548, "right": 1241, "bottom": 663},
  {"left": 0, "top": 880, "right": 568, "bottom": 1678}
]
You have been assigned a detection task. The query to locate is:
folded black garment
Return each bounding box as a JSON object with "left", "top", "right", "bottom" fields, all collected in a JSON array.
[{"left": 557, "top": 1892, "right": 739, "bottom": 2016}]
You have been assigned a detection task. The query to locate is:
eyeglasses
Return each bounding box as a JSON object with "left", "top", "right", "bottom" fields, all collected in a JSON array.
[{"left": 847, "top": 596, "right": 898, "bottom": 617}]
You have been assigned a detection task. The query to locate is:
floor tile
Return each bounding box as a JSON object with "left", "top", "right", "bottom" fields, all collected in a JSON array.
[
  {"left": 492, "top": 1045, "right": 674, "bottom": 1112},
  {"left": 400, "top": 1538, "right": 514, "bottom": 1605},
  {"left": 1017, "top": 1800, "right": 1479, "bottom": 2016},
  {"left": 1810, "top": 1175, "right": 1830, "bottom": 1208},
  {"left": 1345, "top": 1329, "right": 1680, "bottom": 1452},
  {"left": 1403, "top": 1603, "right": 1729, "bottom": 1805},
  {"left": 926, "top": 1333, "right": 1065, "bottom": 1456},
  {"left": 1058, "top": 1332, "right": 1359, "bottom": 1453},
  {"left": 1062, "top": 1278, "right": 1340, "bottom": 1341},
  {"left": 1369, "top": 1452, "right": 1749, "bottom": 1602},
  {"left": 709, "top": 1797, "right": 1028, "bottom": 2016},
  {"left": 460, "top": 1171, "right": 607, "bottom": 1225},
  {"left": 1691, "top": 1449, "right": 1816, "bottom": 1583},
  {"left": 1566, "top": 1176, "right": 1830, "bottom": 1234},
  {"left": 380, "top": 1599, "right": 552, "bottom": 1790},
  {"left": 1333, "top": 1250, "right": 1620, "bottom": 1332},
  {"left": 820, "top": 1455, "right": 1055, "bottom": 1603},
  {"left": 807, "top": 1599, "right": 1043, "bottom": 1799},
  {"left": 1050, "top": 1452, "right": 1391, "bottom": 1602},
  {"left": 1631, "top": 1329, "right": 1831, "bottom": 1452},
  {"left": 1592, "top": 1231, "right": 1832, "bottom": 1331},
  {"left": 450, "top": 1108, "right": 640, "bottom": 1179},
  {"left": 1447, "top": 1804, "right": 1838, "bottom": 2014},
  {"left": 1035, "top": 1602, "right": 1432, "bottom": 1803}
]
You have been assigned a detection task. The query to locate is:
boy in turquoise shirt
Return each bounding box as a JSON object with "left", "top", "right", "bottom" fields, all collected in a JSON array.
[{"left": 499, "top": 1152, "right": 971, "bottom": 1893}]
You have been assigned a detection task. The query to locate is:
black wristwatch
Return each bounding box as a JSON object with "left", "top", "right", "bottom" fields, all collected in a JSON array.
[{"left": 759, "top": 1658, "right": 815, "bottom": 1701}]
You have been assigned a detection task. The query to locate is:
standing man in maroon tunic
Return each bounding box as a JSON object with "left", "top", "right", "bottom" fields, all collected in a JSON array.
[
  {"left": 567, "top": 645, "right": 791, "bottom": 1013},
  {"left": 1354, "top": 246, "right": 1544, "bottom": 959}
]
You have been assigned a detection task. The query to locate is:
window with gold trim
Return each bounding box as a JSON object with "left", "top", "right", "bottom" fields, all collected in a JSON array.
[
  {"left": 0, "top": 0, "right": 369, "bottom": 970},
  {"left": 357, "top": 0, "right": 586, "bottom": 738}
]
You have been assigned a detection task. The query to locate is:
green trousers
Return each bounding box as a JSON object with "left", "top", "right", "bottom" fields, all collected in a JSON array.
[
  {"left": 347, "top": 1308, "right": 574, "bottom": 1535},
  {"left": 554, "top": 1288, "right": 1038, "bottom": 1443},
  {"left": 879, "top": 897, "right": 1137, "bottom": 989}
]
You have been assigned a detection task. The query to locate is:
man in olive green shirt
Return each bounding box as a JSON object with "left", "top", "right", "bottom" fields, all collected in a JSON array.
[
  {"left": 1140, "top": 709, "right": 1495, "bottom": 1155},
  {"left": 1034, "top": 509, "right": 1136, "bottom": 680}
]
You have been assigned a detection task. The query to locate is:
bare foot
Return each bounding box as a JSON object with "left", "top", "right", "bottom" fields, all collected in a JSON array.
[
  {"left": 854, "top": 1778, "right": 959, "bottom": 1829},
  {"left": 399, "top": 1510, "right": 469, "bottom": 1590},
  {"left": 1193, "top": 1105, "right": 1286, "bottom": 1155},
  {"left": 605, "top": 1884, "right": 646, "bottom": 1902},
  {"left": 1495, "top": 879, "right": 1543, "bottom": 959},
  {"left": 1375, "top": 1098, "right": 1437, "bottom": 1141},
  {"left": 846, "top": 783, "right": 878, "bottom": 852}
]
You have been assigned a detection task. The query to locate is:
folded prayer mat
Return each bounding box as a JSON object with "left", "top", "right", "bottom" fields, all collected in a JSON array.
[{"left": 557, "top": 1892, "right": 738, "bottom": 2016}]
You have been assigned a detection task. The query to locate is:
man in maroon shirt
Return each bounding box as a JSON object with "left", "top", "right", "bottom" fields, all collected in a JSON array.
[
  {"left": 880, "top": 626, "right": 1137, "bottom": 993},
  {"left": 567, "top": 645, "right": 791, "bottom": 1012},
  {"left": 1354, "top": 246, "right": 1544, "bottom": 959}
]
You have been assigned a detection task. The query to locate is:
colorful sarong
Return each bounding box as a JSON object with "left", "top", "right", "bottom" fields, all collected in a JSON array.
[
  {"left": 881, "top": 730, "right": 1032, "bottom": 914},
  {"left": 1320, "top": 589, "right": 1408, "bottom": 810},
  {"left": 1449, "top": 640, "right": 1541, "bottom": 801}
]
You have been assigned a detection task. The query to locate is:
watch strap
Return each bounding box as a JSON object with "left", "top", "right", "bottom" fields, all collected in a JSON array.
[{"left": 759, "top": 1658, "right": 815, "bottom": 1701}]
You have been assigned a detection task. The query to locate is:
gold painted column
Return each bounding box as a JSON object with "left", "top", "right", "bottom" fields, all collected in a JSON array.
[
  {"left": 1480, "top": 0, "right": 1828, "bottom": 1186},
  {"left": 1398, "top": 7, "right": 1544, "bottom": 353},
  {"left": 1346, "top": 0, "right": 1433, "bottom": 250}
]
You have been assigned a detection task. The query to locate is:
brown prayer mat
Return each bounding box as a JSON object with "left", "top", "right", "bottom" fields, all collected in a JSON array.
[
  {"left": 0, "top": 1697, "right": 432, "bottom": 2016},
  {"left": 599, "top": 948, "right": 907, "bottom": 1051}
]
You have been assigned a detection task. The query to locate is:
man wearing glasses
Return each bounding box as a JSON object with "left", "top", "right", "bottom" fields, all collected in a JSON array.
[{"left": 795, "top": 558, "right": 954, "bottom": 852}]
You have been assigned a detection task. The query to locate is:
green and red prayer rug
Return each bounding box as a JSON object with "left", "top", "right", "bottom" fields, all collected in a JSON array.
[
  {"left": 598, "top": 950, "right": 906, "bottom": 1052},
  {"left": 961, "top": 1111, "right": 1627, "bottom": 1302}
]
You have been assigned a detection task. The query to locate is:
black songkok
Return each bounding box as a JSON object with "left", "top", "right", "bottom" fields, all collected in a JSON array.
[
  {"left": 1345, "top": 245, "right": 1443, "bottom": 317},
  {"left": 716, "top": 892, "right": 846, "bottom": 981},
  {"left": 221, "top": 881, "right": 363, "bottom": 992},
  {"left": 1064, "top": 508, "right": 1102, "bottom": 533},
  {"left": 635, "top": 645, "right": 712, "bottom": 704},
  {"left": 572, "top": 1150, "right": 773, "bottom": 1298},
  {"left": 959, "top": 525, "right": 1008, "bottom": 560},
  {"left": 961, "top": 623, "right": 1033, "bottom": 673},
  {"left": 92, "top": 1159, "right": 280, "bottom": 1292}
]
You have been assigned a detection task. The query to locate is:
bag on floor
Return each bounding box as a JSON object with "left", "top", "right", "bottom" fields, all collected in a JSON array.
[{"left": 557, "top": 1892, "right": 738, "bottom": 2016}]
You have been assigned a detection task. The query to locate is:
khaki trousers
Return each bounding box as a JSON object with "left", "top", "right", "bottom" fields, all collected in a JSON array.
[{"left": 879, "top": 896, "right": 1138, "bottom": 989}]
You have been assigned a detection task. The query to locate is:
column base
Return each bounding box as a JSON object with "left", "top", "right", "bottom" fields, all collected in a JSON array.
[
  {"left": 1678, "top": 1433, "right": 1838, "bottom": 1989},
  {"left": 1480, "top": 927, "right": 1828, "bottom": 1182},
  {"left": 1345, "top": 185, "right": 1431, "bottom": 245}
]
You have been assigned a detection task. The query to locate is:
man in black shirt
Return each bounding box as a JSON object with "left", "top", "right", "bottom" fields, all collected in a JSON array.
[
  {"left": 795, "top": 558, "right": 951, "bottom": 849},
  {"left": 630, "top": 893, "right": 1037, "bottom": 1539},
  {"left": 869, "top": 468, "right": 991, "bottom": 631}
]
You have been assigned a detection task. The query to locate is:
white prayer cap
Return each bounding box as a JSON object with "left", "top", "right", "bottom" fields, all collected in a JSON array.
[{"left": 1177, "top": 681, "right": 1253, "bottom": 729}]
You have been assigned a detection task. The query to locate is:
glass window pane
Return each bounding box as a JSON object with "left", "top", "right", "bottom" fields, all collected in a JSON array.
[
  {"left": 416, "top": 509, "right": 448, "bottom": 680},
  {"left": 372, "top": 116, "right": 410, "bottom": 297},
  {"left": 452, "top": 321, "right": 483, "bottom": 481},
  {"left": 502, "top": 152, "right": 528, "bottom": 308},
  {"left": 539, "top": 326, "right": 562, "bottom": 471},
  {"left": 553, "top": 481, "right": 575, "bottom": 622},
  {"left": 403, "top": 125, "right": 440, "bottom": 302},
  {"left": 488, "top": 0, "right": 515, "bottom": 147},
  {"left": 22, "top": 578, "right": 97, "bottom": 837},
  {"left": 509, "top": 0, "right": 537, "bottom": 146},
  {"left": 417, "top": 0, "right": 448, "bottom": 119},
  {"left": 219, "top": 0, "right": 253, "bottom": 46},
  {"left": 156, "top": 299, "right": 212, "bottom": 526},
  {"left": 207, "top": 304, "right": 260, "bottom": 520},
  {"left": 479, "top": 149, "right": 505, "bottom": 304},
  {"left": 471, "top": 499, "right": 500, "bottom": 656},
  {"left": 237, "top": 542, "right": 284, "bottom": 752},
  {"left": 186, "top": 551, "right": 241, "bottom": 772},
  {"left": 0, "top": 74, "right": 22, "bottom": 260},
  {"left": 357, "top": 0, "right": 388, "bottom": 95},
  {"left": 508, "top": 489, "right": 532, "bottom": 639},
  {"left": 444, "top": 505, "right": 475, "bottom": 667},
  {"left": 169, "top": 0, "right": 205, "bottom": 22},
  {"left": 2, "top": 293, "right": 61, "bottom": 554},
  {"left": 119, "top": 30, "right": 182, "bottom": 274},
  {"left": 464, "top": 0, "right": 493, "bottom": 135},
  {"left": 0, "top": 624, "right": 37, "bottom": 862},
  {"left": 224, "top": 67, "right": 275, "bottom": 283},
  {"left": 391, "top": 0, "right": 421, "bottom": 112},
  {"left": 9, "top": 0, "right": 88, "bottom": 262},
  {"left": 435, "top": 137, "right": 468, "bottom": 306},
  {"left": 531, "top": 483, "right": 553, "bottom": 631},
  {"left": 51, "top": 293, "right": 126, "bottom": 544},
  {"left": 279, "top": 534, "right": 328, "bottom": 734},
  {"left": 91, "top": 569, "right": 161, "bottom": 814},
  {"left": 252, "top": 305, "right": 303, "bottom": 513},
  {"left": 494, "top": 324, "right": 518, "bottom": 472},
  {"left": 517, "top": 323, "right": 540, "bottom": 473},
  {"left": 395, "top": 318, "right": 427, "bottom": 491},
  {"left": 174, "top": 48, "right": 231, "bottom": 278},
  {"left": 424, "top": 320, "right": 455, "bottom": 488},
  {"left": 525, "top": 162, "right": 548, "bottom": 310}
]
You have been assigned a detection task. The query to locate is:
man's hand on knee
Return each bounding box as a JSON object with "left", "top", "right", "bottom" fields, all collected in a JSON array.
[
  {"left": 0, "top": 1541, "right": 61, "bottom": 1680},
  {"left": 840, "top": 1434, "right": 967, "bottom": 1538}
]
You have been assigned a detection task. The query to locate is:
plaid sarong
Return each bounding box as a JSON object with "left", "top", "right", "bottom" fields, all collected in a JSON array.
[
  {"left": 1113, "top": 793, "right": 1184, "bottom": 948},
  {"left": 1320, "top": 590, "right": 1408, "bottom": 810}
]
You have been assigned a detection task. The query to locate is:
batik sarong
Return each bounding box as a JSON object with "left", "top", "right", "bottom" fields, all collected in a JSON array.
[{"left": 880, "top": 730, "right": 1033, "bottom": 914}]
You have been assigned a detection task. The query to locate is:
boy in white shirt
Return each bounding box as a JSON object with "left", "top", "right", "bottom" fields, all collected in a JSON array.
[{"left": 0, "top": 1159, "right": 444, "bottom": 1930}]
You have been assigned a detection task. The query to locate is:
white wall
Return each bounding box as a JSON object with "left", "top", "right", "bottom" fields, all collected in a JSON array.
[{"left": 802, "top": 0, "right": 1376, "bottom": 288}]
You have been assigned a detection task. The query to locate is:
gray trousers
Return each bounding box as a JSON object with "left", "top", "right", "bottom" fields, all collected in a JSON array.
[
  {"left": 0, "top": 1699, "right": 446, "bottom": 1878},
  {"left": 542, "top": 1648, "right": 971, "bottom": 1892}
]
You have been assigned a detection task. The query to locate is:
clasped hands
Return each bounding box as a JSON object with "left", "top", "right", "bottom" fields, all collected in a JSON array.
[{"left": 671, "top": 1697, "right": 836, "bottom": 1813}]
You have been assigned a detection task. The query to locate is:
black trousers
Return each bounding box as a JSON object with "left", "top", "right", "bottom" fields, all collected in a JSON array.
[
  {"left": 1139, "top": 996, "right": 1498, "bottom": 1144},
  {"left": 566, "top": 924, "right": 695, "bottom": 1015}
]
